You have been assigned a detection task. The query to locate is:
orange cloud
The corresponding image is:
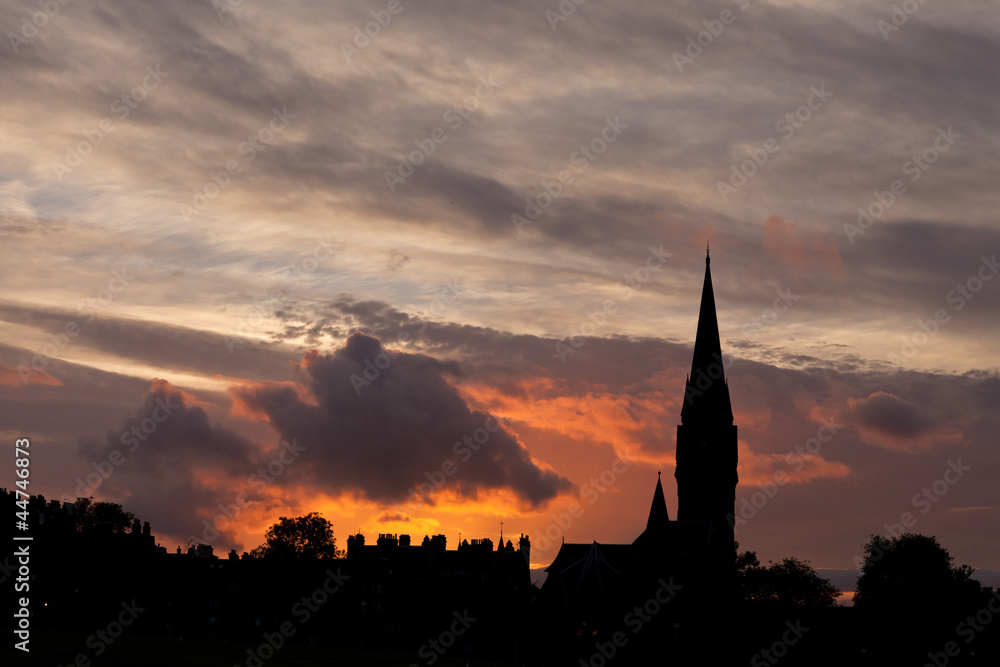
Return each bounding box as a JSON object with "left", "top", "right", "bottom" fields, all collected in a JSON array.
[
  {"left": 0, "top": 363, "right": 61, "bottom": 386},
  {"left": 737, "top": 440, "right": 850, "bottom": 487},
  {"left": 459, "top": 378, "right": 677, "bottom": 464},
  {"left": 686, "top": 223, "right": 742, "bottom": 264},
  {"left": 149, "top": 377, "right": 206, "bottom": 406},
  {"left": 733, "top": 406, "right": 774, "bottom": 435},
  {"left": 762, "top": 215, "right": 844, "bottom": 281},
  {"left": 227, "top": 379, "right": 317, "bottom": 421}
]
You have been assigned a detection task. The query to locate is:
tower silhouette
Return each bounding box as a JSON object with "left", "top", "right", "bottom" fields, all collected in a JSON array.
[
  {"left": 674, "top": 247, "right": 738, "bottom": 569},
  {"left": 539, "top": 248, "right": 742, "bottom": 654}
]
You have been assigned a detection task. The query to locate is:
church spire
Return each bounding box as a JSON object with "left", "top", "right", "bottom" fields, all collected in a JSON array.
[
  {"left": 632, "top": 472, "right": 670, "bottom": 549},
  {"left": 645, "top": 471, "right": 669, "bottom": 532},
  {"left": 674, "top": 249, "right": 738, "bottom": 567},
  {"left": 680, "top": 250, "right": 733, "bottom": 424}
]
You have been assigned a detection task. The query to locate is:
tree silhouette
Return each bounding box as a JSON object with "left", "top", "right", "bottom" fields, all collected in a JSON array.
[
  {"left": 250, "top": 512, "right": 340, "bottom": 559},
  {"left": 735, "top": 544, "right": 760, "bottom": 574},
  {"left": 72, "top": 498, "right": 135, "bottom": 535},
  {"left": 854, "top": 533, "right": 976, "bottom": 610},
  {"left": 853, "top": 533, "right": 981, "bottom": 659},
  {"left": 737, "top": 544, "right": 838, "bottom": 607}
]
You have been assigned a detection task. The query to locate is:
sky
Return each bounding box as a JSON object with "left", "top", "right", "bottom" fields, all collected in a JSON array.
[{"left": 1, "top": 0, "right": 998, "bottom": 594}]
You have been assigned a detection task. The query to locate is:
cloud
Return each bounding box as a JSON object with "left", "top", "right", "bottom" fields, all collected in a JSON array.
[
  {"left": 849, "top": 391, "right": 932, "bottom": 438},
  {"left": 386, "top": 248, "right": 410, "bottom": 271},
  {"left": 78, "top": 379, "right": 262, "bottom": 547},
  {"left": 847, "top": 391, "right": 963, "bottom": 452},
  {"left": 0, "top": 362, "right": 61, "bottom": 387},
  {"left": 0, "top": 301, "right": 305, "bottom": 384},
  {"left": 737, "top": 441, "right": 850, "bottom": 487},
  {"left": 762, "top": 215, "right": 844, "bottom": 281},
  {"left": 459, "top": 378, "right": 678, "bottom": 463},
  {"left": 2, "top": 0, "right": 999, "bottom": 574},
  {"left": 231, "top": 332, "right": 573, "bottom": 508},
  {"left": 0, "top": 181, "right": 35, "bottom": 218},
  {"left": 19, "top": 290, "right": 997, "bottom": 570}
]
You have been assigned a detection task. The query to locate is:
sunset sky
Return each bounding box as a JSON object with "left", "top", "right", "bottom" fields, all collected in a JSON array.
[{"left": 1, "top": 0, "right": 998, "bottom": 593}]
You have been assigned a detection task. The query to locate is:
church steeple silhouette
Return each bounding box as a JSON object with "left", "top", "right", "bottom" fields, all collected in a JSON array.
[
  {"left": 632, "top": 471, "right": 671, "bottom": 550},
  {"left": 645, "top": 471, "right": 669, "bottom": 533},
  {"left": 674, "top": 247, "right": 738, "bottom": 568},
  {"left": 541, "top": 248, "right": 740, "bottom": 621},
  {"left": 680, "top": 244, "right": 734, "bottom": 424}
]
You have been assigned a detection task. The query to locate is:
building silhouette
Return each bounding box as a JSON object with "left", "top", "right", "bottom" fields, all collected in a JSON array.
[
  {"left": 8, "top": 251, "right": 1000, "bottom": 665},
  {"left": 537, "top": 248, "right": 739, "bottom": 661},
  {"left": 675, "top": 247, "right": 739, "bottom": 575},
  {"left": 0, "top": 490, "right": 533, "bottom": 658}
]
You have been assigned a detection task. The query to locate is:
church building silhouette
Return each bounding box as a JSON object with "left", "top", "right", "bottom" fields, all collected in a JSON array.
[{"left": 539, "top": 249, "right": 739, "bottom": 653}]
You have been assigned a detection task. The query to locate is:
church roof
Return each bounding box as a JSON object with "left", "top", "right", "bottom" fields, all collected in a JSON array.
[
  {"left": 543, "top": 541, "right": 633, "bottom": 608},
  {"left": 540, "top": 473, "right": 714, "bottom": 609}
]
